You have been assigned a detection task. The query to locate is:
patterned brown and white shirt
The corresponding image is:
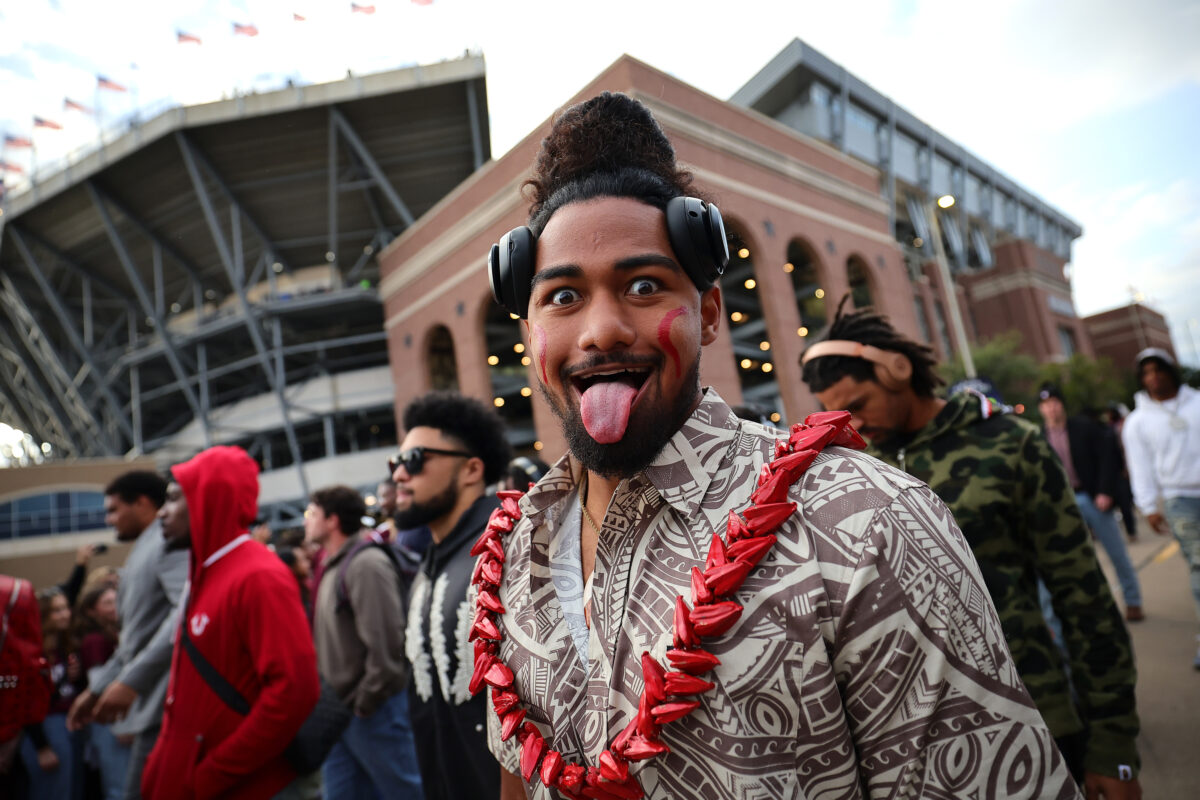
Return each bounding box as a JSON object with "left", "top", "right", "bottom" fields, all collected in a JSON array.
[{"left": 487, "top": 390, "right": 1081, "bottom": 799}]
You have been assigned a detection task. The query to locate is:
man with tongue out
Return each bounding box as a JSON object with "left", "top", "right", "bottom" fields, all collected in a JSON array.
[{"left": 484, "top": 92, "right": 1081, "bottom": 800}]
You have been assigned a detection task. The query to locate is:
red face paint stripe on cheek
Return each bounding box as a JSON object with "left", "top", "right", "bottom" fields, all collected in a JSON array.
[
  {"left": 532, "top": 323, "right": 549, "bottom": 384},
  {"left": 658, "top": 307, "right": 687, "bottom": 378}
]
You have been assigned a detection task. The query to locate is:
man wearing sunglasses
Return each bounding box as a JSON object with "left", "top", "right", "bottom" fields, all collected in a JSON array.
[{"left": 396, "top": 391, "right": 513, "bottom": 800}]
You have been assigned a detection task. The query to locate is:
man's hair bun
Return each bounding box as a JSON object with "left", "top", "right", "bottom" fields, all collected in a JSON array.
[{"left": 524, "top": 92, "right": 696, "bottom": 232}]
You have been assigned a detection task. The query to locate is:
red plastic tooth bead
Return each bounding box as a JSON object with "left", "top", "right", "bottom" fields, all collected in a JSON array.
[
  {"left": 623, "top": 735, "right": 670, "bottom": 761},
  {"left": 665, "top": 671, "right": 715, "bottom": 695},
  {"left": 487, "top": 513, "right": 513, "bottom": 533},
  {"left": 775, "top": 439, "right": 790, "bottom": 458},
  {"left": 789, "top": 423, "right": 836, "bottom": 453},
  {"left": 703, "top": 559, "right": 753, "bottom": 596},
  {"left": 483, "top": 660, "right": 514, "bottom": 690},
  {"left": 468, "top": 652, "right": 494, "bottom": 695},
  {"left": 804, "top": 410, "right": 851, "bottom": 430},
  {"left": 743, "top": 502, "right": 796, "bottom": 536},
  {"left": 611, "top": 717, "right": 639, "bottom": 756},
  {"left": 598, "top": 776, "right": 644, "bottom": 800},
  {"left": 704, "top": 533, "right": 728, "bottom": 570},
  {"left": 540, "top": 749, "right": 564, "bottom": 786},
  {"left": 492, "top": 689, "right": 519, "bottom": 716},
  {"left": 726, "top": 534, "right": 777, "bottom": 569},
  {"left": 469, "top": 611, "right": 500, "bottom": 642},
  {"left": 521, "top": 729, "right": 546, "bottom": 781},
  {"left": 726, "top": 510, "right": 749, "bottom": 542},
  {"left": 473, "top": 638, "right": 496, "bottom": 660},
  {"left": 750, "top": 470, "right": 790, "bottom": 505},
  {"left": 469, "top": 530, "right": 498, "bottom": 557},
  {"left": 557, "top": 763, "right": 586, "bottom": 793},
  {"left": 501, "top": 495, "right": 522, "bottom": 518},
  {"left": 756, "top": 462, "right": 773, "bottom": 488},
  {"left": 500, "top": 707, "right": 526, "bottom": 741},
  {"left": 598, "top": 749, "right": 629, "bottom": 783},
  {"left": 833, "top": 424, "right": 867, "bottom": 450},
  {"left": 640, "top": 652, "right": 666, "bottom": 705},
  {"left": 481, "top": 557, "right": 503, "bottom": 585},
  {"left": 673, "top": 596, "right": 698, "bottom": 649},
  {"left": 650, "top": 700, "right": 701, "bottom": 724},
  {"left": 769, "top": 448, "right": 819, "bottom": 482},
  {"left": 476, "top": 590, "right": 505, "bottom": 615},
  {"left": 690, "top": 601, "right": 743, "bottom": 637},
  {"left": 469, "top": 555, "right": 488, "bottom": 587},
  {"left": 485, "top": 536, "right": 507, "bottom": 562},
  {"left": 690, "top": 566, "right": 714, "bottom": 606},
  {"left": 635, "top": 693, "right": 660, "bottom": 738},
  {"left": 665, "top": 647, "right": 721, "bottom": 674}
]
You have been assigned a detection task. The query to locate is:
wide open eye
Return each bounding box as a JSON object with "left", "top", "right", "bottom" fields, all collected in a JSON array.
[
  {"left": 550, "top": 287, "right": 581, "bottom": 306},
  {"left": 629, "top": 278, "right": 659, "bottom": 296}
]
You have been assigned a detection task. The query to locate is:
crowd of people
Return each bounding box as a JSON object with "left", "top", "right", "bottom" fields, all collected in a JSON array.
[{"left": 2, "top": 91, "right": 1197, "bottom": 800}]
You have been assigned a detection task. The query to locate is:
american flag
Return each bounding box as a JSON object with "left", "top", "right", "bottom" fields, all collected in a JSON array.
[
  {"left": 0, "top": 160, "right": 25, "bottom": 174},
  {"left": 293, "top": 12, "right": 306, "bottom": 21},
  {"left": 351, "top": 3, "right": 376, "bottom": 13},
  {"left": 64, "top": 98, "right": 92, "bottom": 114},
  {"left": 97, "top": 75, "right": 128, "bottom": 92},
  {"left": 177, "top": 30, "right": 202, "bottom": 45},
  {"left": 4, "top": 134, "right": 33, "bottom": 148},
  {"left": 233, "top": 22, "right": 259, "bottom": 37},
  {"left": 33, "top": 116, "right": 63, "bottom": 130}
]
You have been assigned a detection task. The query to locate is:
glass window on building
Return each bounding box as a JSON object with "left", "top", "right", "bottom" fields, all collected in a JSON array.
[
  {"left": 1058, "top": 326, "right": 1078, "bottom": 358},
  {"left": 786, "top": 239, "right": 827, "bottom": 345},
  {"left": 723, "top": 227, "right": 783, "bottom": 420},
  {"left": 846, "top": 256, "right": 874, "bottom": 309},
  {"left": 484, "top": 304, "right": 537, "bottom": 451},
  {"left": 0, "top": 490, "right": 106, "bottom": 538},
  {"left": 426, "top": 324, "right": 459, "bottom": 391}
]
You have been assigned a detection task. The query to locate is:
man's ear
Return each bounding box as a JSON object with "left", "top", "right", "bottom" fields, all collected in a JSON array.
[
  {"left": 460, "top": 455, "right": 487, "bottom": 488},
  {"left": 699, "top": 285, "right": 722, "bottom": 346}
]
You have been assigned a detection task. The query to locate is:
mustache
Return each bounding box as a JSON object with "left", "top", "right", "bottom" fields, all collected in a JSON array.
[{"left": 560, "top": 352, "right": 663, "bottom": 383}]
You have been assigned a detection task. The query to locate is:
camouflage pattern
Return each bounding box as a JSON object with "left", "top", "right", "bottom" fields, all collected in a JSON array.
[{"left": 867, "top": 390, "right": 1139, "bottom": 779}]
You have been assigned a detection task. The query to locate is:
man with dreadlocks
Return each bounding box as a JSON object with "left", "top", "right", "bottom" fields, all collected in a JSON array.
[
  {"left": 802, "top": 298, "right": 1141, "bottom": 799},
  {"left": 476, "top": 91, "right": 1081, "bottom": 800}
]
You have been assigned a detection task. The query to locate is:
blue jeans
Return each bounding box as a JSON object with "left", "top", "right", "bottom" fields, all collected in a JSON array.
[
  {"left": 322, "top": 690, "right": 422, "bottom": 800},
  {"left": 1076, "top": 491, "right": 1142, "bottom": 608},
  {"left": 1164, "top": 495, "right": 1200, "bottom": 624},
  {"left": 88, "top": 723, "right": 132, "bottom": 800},
  {"left": 20, "top": 712, "right": 84, "bottom": 800}
]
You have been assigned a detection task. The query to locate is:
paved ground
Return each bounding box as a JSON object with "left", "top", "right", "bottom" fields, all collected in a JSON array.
[{"left": 1094, "top": 526, "right": 1199, "bottom": 798}]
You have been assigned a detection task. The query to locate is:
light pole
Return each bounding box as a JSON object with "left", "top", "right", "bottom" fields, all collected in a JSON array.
[{"left": 926, "top": 194, "right": 977, "bottom": 378}]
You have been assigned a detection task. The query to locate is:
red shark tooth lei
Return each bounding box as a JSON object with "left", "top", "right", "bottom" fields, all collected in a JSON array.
[{"left": 468, "top": 411, "right": 865, "bottom": 799}]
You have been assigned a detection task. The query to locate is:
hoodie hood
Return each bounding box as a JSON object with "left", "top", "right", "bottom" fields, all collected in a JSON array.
[
  {"left": 172, "top": 446, "right": 260, "bottom": 568},
  {"left": 1132, "top": 383, "right": 1196, "bottom": 411}
]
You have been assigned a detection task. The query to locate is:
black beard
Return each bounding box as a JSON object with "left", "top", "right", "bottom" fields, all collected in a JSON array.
[
  {"left": 394, "top": 481, "right": 459, "bottom": 529},
  {"left": 541, "top": 353, "right": 702, "bottom": 479}
]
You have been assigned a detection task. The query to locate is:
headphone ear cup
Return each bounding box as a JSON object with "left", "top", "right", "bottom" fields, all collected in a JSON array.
[
  {"left": 666, "top": 197, "right": 729, "bottom": 290},
  {"left": 875, "top": 353, "right": 913, "bottom": 391},
  {"left": 492, "top": 227, "right": 536, "bottom": 318}
]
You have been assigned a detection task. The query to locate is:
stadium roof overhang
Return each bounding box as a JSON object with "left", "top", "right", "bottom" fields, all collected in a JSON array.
[{"left": 0, "top": 55, "right": 489, "bottom": 469}]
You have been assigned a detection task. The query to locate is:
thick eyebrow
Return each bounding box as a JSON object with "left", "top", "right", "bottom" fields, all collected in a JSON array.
[{"left": 529, "top": 254, "right": 681, "bottom": 291}]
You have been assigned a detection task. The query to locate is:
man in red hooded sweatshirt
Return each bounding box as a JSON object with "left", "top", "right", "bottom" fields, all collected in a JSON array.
[{"left": 141, "top": 446, "right": 319, "bottom": 799}]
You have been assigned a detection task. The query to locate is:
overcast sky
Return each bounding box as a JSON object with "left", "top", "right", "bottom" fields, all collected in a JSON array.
[{"left": 1, "top": 0, "right": 1198, "bottom": 457}]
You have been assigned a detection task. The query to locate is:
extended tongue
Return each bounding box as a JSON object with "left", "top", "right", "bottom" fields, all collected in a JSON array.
[{"left": 580, "top": 381, "right": 637, "bottom": 444}]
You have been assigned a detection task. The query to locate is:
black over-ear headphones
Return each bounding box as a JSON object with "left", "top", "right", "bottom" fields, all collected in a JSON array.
[{"left": 488, "top": 196, "right": 729, "bottom": 319}]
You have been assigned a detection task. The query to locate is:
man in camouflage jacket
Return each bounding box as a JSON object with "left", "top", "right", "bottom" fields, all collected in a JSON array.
[{"left": 802, "top": 302, "right": 1140, "bottom": 799}]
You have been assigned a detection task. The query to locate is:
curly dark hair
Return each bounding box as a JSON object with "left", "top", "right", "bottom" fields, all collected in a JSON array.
[
  {"left": 104, "top": 470, "right": 168, "bottom": 508},
  {"left": 309, "top": 485, "right": 367, "bottom": 536},
  {"left": 403, "top": 391, "right": 512, "bottom": 485},
  {"left": 523, "top": 92, "right": 706, "bottom": 234},
  {"left": 801, "top": 295, "right": 945, "bottom": 398}
]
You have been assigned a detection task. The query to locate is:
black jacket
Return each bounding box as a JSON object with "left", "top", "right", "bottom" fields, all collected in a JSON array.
[
  {"left": 404, "top": 494, "right": 502, "bottom": 800},
  {"left": 1046, "top": 416, "right": 1121, "bottom": 499}
]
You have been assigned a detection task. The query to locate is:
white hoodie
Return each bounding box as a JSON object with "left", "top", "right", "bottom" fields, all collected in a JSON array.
[{"left": 1122, "top": 384, "right": 1200, "bottom": 514}]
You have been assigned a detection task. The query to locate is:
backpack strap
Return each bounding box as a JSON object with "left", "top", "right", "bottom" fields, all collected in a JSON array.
[
  {"left": 335, "top": 539, "right": 417, "bottom": 612},
  {"left": 180, "top": 624, "right": 250, "bottom": 715}
]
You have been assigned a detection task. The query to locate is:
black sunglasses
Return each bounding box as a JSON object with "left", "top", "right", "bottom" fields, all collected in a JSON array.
[{"left": 387, "top": 446, "right": 473, "bottom": 476}]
